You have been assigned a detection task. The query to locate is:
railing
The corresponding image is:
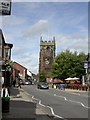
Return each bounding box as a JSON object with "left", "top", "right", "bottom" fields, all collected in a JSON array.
[{"left": 66, "top": 84, "right": 90, "bottom": 91}]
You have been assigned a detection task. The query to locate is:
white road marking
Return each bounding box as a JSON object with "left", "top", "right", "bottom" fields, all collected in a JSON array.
[
  {"left": 31, "top": 95, "right": 65, "bottom": 119},
  {"left": 39, "top": 100, "right": 46, "bottom": 107},
  {"left": 54, "top": 94, "right": 90, "bottom": 109},
  {"left": 32, "top": 96, "right": 39, "bottom": 101},
  {"left": 67, "top": 92, "right": 89, "bottom": 98},
  {"left": 46, "top": 105, "right": 67, "bottom": 120},
  {"left": 64, "top": 90, "right": 89, "bottom": 97},
  {"left": 70, "top": 92, "right": 80, "bottom": 96}
]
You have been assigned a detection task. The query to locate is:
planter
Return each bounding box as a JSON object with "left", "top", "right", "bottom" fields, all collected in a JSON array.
[{"left": 2, "top": 97, "right": 10, "bottom": 113}]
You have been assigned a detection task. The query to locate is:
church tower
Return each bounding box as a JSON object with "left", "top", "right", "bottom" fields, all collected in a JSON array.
[{"left": 39, "top": 36, "right": 56, "bottom": 78}]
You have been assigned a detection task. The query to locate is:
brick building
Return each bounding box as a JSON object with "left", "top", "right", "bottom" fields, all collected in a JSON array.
[
  {"left": 0, "top": 29, "right": 13, "bottom": 61},
  {"left": 12, "top": 62, "right": 27, "bottom": 84},
  {"left": 0, "top": 29, "right": 13, "bottom": 86}
]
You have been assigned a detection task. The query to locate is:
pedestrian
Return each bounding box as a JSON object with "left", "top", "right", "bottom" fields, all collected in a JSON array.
[
  {"left": 13, "top": 80, "right": 16, "bottom": 87},
  {"left": 17, "top": 80, "right": 22, "bottom": 88}
]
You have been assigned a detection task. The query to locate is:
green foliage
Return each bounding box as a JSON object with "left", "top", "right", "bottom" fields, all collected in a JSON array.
[
  {"left": 39, "top": 71, "right": 46, "bottom": 82},
  {"left": 51, "top": 50, "right": 87, "bottom": 79},
  {"left": 2, "top": 60, "right": 13, "bottom": 71}
]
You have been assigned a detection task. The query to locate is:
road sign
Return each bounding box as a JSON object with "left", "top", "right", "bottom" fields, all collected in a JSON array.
[
  {"left": 83, "top": 61, "right": 88, "bottom": 69},
  {"left": 0, "top": 0, "right": 11, "bottom": 15}
]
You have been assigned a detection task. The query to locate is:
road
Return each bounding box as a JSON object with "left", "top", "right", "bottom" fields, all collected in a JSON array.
[
  {"left": 0, "top": 97, "right": 2, "bottom": 120},
  {"left": 22, "top": 85, "right": 89, "bottom": 120}
]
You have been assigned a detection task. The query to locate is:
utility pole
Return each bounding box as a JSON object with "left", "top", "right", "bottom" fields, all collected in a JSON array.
[
  {"left": 87, "top": 53, "right": 90, "bottom": 85},
  {"left": 86, "top": 2, "right": 90, "bottom": 92},
  {"left": 88, "top": 2, "right": 90, "bottom": 86}
]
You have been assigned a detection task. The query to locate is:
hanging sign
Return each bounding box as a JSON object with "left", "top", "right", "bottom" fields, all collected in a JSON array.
[{"left": 0, "top": 0, "right": 11, "bottom": 15}]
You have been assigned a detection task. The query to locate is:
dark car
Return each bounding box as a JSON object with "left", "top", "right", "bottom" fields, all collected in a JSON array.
[
  {"left": 19, "top": 80, "right": 25, "bottom": 85},
  {"left": 25, "top": 81, "right": 32, "bottom": 85},
  {"left": 30, "top": 80, "right": 35, "bottom": 85},
  {"left": 37, "top": 82, "right": 49, "bottom": 89}
]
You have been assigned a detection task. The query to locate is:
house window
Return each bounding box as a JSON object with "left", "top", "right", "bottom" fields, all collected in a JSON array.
[{"left": 4, "top": 48, "right": 10, "bottom": 59}]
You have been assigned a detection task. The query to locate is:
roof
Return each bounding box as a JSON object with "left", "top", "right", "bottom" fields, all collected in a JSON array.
[
  {"left": 0, "top": 29, "right": 13, "bottom": 48},
  {"left": 0, "top": 29, "right": 5, "bottom": 45},
  {"left": 13, "top": 61, "right": 27, "bottom": 70}
]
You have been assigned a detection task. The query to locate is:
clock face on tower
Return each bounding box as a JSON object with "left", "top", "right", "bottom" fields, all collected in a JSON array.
[
  {"left": 45, "top": 60, "right": 49, "bottom": 64},
  {"left": 45, "top": 58, "right": 49, "bottom": 65}
]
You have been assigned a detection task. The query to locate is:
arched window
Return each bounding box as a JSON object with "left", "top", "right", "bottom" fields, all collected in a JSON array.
[{"left": 47, "top": 46, "right": 50, "bottom": 50}]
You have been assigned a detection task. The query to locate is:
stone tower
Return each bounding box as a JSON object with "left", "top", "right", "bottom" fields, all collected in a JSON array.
[{"left": 39, "top": 36, "right": 56, "bottom": 77}]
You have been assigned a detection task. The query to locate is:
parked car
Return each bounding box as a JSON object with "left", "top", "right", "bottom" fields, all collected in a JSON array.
[
  {"left": 30, "top": 80, "right": 35, "bottom": 85},
  {"left": 25, "top": 81, "right": 32, "bottom": 85},
  {"left": 20, "top": 80, "right": 25, "bottom": 85},
  {"left": 37, "top": 82, "right": 49, "bottom": 89}
]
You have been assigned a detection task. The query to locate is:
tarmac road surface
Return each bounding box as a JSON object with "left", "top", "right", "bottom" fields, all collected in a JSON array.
[{"left": 22, "top": 85, "right": 89, "bottom": 120}]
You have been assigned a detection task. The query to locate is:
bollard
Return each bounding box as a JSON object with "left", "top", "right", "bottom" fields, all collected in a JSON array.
[
  {"left": 1, "top": 84, "right": 10, "bottom": 113},
  {"left": 2, "top": 96, "right": 10, "bottom": 113}
]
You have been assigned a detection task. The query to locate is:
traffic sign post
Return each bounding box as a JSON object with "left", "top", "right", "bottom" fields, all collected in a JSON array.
[{"left": 83, "top": 61, "right": 88, "bottom": 74}]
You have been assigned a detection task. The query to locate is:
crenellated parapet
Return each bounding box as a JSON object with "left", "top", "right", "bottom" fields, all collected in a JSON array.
[{"left": 40, "top": 36, "right": 55, "bottom": 46}]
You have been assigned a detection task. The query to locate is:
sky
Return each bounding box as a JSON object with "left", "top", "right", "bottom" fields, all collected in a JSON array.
[
  {"left": 12, "top": 0, "right": 89, "bottom": 2},
  {"left": 0, "top": 1, "right": 88, "bottom": 74}
]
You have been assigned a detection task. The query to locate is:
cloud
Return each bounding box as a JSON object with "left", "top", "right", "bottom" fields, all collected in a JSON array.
[
  {"left": 55, "top": 34, "right": 88, "bottom": 54},
  {"left": 13, "top": 51, "right": 39, "bottom": 73},
  {"left": 12, "top": 0, "right": 89, "bottom": 2},
  {"left": 2, "top": 16, "right": 26, "bottom": 26},
  {"left": 12, "top": 46, "right": 26, "bottom": 56},
  {"left": 23, "top": 19, "right": 48, "bottom": 38},
  {"left": 77, "top": 26, "right": 88, "bottom": 33}
]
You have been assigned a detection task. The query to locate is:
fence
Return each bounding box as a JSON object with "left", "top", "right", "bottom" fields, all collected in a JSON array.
[{"left": 66, "top": 84, "right": 90, "bottom": 91}]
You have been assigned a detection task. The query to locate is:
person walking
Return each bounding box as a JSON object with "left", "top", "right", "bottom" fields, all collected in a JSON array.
[
  {"left": 17, "top": 80, "right": 22, "bottom": 88},
  {"left": 12, "top": 80, "right": 16, "bottom": 87}
]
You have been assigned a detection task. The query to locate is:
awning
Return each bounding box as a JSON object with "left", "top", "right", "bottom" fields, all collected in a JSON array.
[
  {"left": 65, "top": 78, "right": 73, "bottom": 80},
  {"left": 27, "top": 70, "right": 32, "bottom": 76},
  {"left": 65, "top": 77, "right": 79, "bottom": 80}
]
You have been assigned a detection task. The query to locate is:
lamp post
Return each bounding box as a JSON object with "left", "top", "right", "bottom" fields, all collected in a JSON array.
[
  {"left": 83, "top": 61, "right": 88, "bottom": 85},
  {"left": 87, "top": 53, "right": 90, "bottom": 85}
]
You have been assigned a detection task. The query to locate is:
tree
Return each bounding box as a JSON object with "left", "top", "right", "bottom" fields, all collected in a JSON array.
[
  {"left": 39, "top": 71, "right": 46, "bottom": 82},
  {"left": 51, "top": 50, "right": 87, "bottom": 79},
  {"left": 2, "top": 60, "right": 13, "bottom": 86},
  {"left": 2, "top": 60, "right": 12, "bottom": 71}
]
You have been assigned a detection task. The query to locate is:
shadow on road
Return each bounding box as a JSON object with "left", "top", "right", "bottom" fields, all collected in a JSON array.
[{"left": 2, "top": 100, "right": 36, "bottom": 119}]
